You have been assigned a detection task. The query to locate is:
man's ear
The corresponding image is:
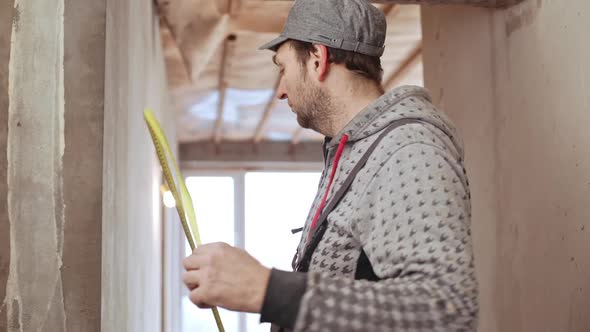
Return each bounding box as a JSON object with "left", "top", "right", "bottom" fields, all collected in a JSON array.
[{"left": 311, "top": 44, "right": 329, "bottom": 81}]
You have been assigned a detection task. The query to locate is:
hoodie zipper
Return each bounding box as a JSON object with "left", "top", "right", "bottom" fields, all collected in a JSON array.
[{"left": 307, "top": 134, "right": 349, "bottom": 239}]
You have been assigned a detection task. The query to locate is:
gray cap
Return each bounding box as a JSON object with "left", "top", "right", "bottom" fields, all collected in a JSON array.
[{"left": 259, "top": 0, "right": 386, "bottom": 57}]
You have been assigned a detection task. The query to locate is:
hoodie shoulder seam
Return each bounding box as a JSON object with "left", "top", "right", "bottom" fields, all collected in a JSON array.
[{"left": 350, "top": 90, "right": 431, "bottom": 141}]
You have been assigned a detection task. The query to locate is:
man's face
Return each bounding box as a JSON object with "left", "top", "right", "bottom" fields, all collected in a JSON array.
[{"left": 273, "top": 42, "right": 331, "bottom": 132}]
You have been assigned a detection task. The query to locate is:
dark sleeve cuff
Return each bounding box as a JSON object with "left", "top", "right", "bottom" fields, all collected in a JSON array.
[{"left": 260, "top": 268, "right": 308, "bottom": 329}]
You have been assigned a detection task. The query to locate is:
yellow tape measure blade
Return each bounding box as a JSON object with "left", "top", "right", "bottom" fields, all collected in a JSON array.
[
  {"left": 144, "top": 110, "right": 194, "bottom": 247},
  {"left": 143, "top": 109, "right": 224, "bottom": 332}
]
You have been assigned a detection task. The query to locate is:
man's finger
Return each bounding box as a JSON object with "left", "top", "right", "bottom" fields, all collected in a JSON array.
[
  {"left": 189, "top": 286, "right": 214, "bottom": 309},
  {"left": 182, "top": 270, "right": 201, "bottom": 290},
  {"left": 183, "top": 253, "right": 208, "bottom": 270},
  {"left": 193, "top": 242, "right": 230, "bottom": 256},
  {"left": 197, "top": 303, "right": 212, "bottom": 309}
]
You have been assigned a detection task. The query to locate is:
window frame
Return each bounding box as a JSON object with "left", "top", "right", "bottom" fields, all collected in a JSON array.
[{"left": 166, "top": 162, "right": 322, "bottom": 332}]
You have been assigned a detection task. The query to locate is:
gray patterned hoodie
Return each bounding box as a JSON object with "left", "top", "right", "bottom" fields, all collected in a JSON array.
[{"left": 260, "top": 86, "right": 479, "bottom": 331}]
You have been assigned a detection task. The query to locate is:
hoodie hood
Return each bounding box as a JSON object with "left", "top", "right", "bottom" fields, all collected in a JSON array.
[{"left": 328, "top": 85, "right": 464, "bottom": 158}]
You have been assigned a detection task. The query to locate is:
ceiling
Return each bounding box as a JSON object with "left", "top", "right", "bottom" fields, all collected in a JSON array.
[{"left": 157, "top": 0, "right": 424, "bottom": 149}]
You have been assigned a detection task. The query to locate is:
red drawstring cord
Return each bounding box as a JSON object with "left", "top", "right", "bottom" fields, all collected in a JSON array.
[{"left": 308, "top": 134, "right": 349, "bottom": 239}]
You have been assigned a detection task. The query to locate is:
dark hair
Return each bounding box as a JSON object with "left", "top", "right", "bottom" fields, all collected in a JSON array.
[{"left": 289, "top": 40, "right": 383, "bottom": 86}]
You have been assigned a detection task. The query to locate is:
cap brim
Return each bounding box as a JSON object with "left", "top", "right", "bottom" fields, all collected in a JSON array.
[{"left": 258, "top": 36, "right": 289, "bottom": 52}]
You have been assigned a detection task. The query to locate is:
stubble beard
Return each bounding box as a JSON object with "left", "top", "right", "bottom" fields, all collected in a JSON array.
[{"left": 293, "top": 80, "right": 334, "bottom": 135}]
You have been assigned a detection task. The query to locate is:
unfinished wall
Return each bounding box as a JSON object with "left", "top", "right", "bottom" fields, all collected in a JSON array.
[
  {"left": 1, "top": 0, "right": 105, "bottom": 330},
  {"left": 62, "top": 0, "right": 107, "bottom": 330},
  {"left": 421, "top": 5, "right": 499, "bottom": 331},
  {"left": 102, "top": 0, "right": 175, "bottom": 331},
  {"left": 0, "top": 1, "right": 13, "bottom": 330},
  {"left": 0, "top": 0, "right": 173, "bottom": 331},
  {"left": 422, "top": 0, "right": 590, "bottom": 331}
]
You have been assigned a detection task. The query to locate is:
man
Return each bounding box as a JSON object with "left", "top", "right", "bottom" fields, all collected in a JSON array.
[{"left": 182, "top": 0, "right": 479, "bottom": 331}]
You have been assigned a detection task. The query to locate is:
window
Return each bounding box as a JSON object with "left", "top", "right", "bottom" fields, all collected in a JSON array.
[
  {"left": 180, "top": 171, "right": 321, "bottom": 332},
  {"left": 244, "top": 172, "right": 321, "bottom": 332},
  {"left": 182, "top": 176, "right": 238, "bottom": 332}
]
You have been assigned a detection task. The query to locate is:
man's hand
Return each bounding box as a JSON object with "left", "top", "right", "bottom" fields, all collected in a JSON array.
[{"left": 182, "top": 242, "right": 271, "bottom": 313}]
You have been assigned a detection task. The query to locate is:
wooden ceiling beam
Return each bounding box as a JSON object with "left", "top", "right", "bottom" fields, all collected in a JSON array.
[
  {"left": 383, "top": 42, "right": 422, "bottom": 90},
  {"left": 252, "top": 77, "right": 281, "bottom": 144},
  {"left": 381, "top": 4, "right": 396, "bottom": 15},
  {"left": 229, "top": 2, "right": 291, "bottom": 34},
  {"left": 228, "top": 0, "right": 242, "bottom": 15},
  {"left": 156, "top": 0, "right": 231, "bottom": 84},
  {"left": 228, "top": 3, "right": 399, "bottom": 35},
  {"left": 262, "top": 0, "right": 525, "bottom": 8},
  {"left": 156, "top": 10, "right": 193, "bottom": 84},
  {"left": 180, "top": 141, "right": 323, "bottom": 164},
  {"left": 289, "top": 127, "right": 305, "bottom": 154},
  {"left": 212, "top": 37, "right": 233, "bottom": 144},
  {"left": 230, "top": 15, "right": 285, "bottom": 34},
  {"left": 291, "top": 127, "right": 304, "bottom": 145},
  {"left": 384, "top": 4, "right": 401, "bottom": 17}
]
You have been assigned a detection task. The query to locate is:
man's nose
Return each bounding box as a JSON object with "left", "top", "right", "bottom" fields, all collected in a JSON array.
[{"left": 276, "top": 80, "right": 287, "bottom": 100}]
